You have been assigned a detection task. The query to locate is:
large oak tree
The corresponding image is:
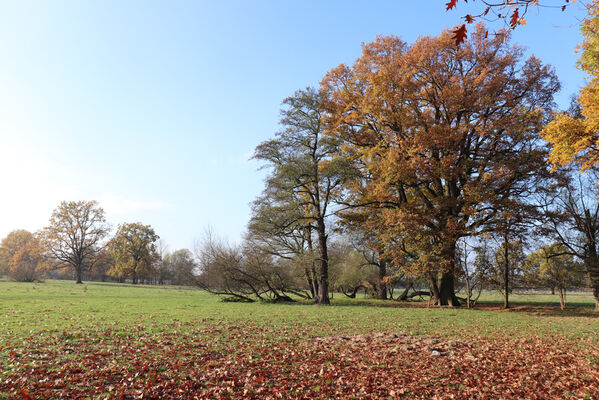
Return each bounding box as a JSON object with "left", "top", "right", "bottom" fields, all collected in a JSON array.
[
  {"left": 322, "top": 27, "right": 559, "bottom": 305},
  {"left": 41, "top": 200, "right": 109, "bottom": 284}
]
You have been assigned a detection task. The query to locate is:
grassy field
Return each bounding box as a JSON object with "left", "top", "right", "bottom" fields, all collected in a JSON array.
[{"left": 1, "top": 280, "right": 598, "bottom": 399}]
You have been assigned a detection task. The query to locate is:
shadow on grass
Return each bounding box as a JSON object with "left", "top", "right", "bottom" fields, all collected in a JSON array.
[{"left": 283, "top": 296, "right": 599, "bottom": 318}]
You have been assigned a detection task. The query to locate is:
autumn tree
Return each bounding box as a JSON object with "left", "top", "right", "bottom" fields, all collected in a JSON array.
[
  {"left": 41, "top": 201, "right": 110, "bottom": 284},
  {"left": 523, "top": 243, "right": 585, "bottom": 309},
  {"left": 322, "top": 27, "right": 559, "bottom": 306},
  {"left": 541, "top": 1, "right": 599, "bottom": 169},
  {"left": 109, "top": 222, "right": 159, "bottom": 284},
  {"left": 252, "top": 87, "right": 356, "bottom": 305},
  {"left": 88, "top": 248, "right": 114, "bottom": 282},
  {"left": 10, "top": 239, "right": 46, "bottom": 282},
  {"left": 0, "top": 230, "right": 45, "bottom": 282},
  {"left": 0, "top": 230, "right": 34, "bottom": 275}
]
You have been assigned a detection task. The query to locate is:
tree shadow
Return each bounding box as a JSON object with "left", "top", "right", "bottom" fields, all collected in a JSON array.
[{"left": 290, "top": 296, "right": 599, "bottom": 318}]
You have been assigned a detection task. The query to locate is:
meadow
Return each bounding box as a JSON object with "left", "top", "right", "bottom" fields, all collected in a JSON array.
[{"left": 1, "top": 280, "right": 598, "bottom": 399}]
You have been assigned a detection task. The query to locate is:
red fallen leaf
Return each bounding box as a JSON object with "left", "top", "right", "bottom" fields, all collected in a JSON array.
[
  {"left": 452, "top": 24, "right": 468, "bottom": 45},
  {"left": 254, "top": 375, "right": 265, "bottom": 383},
  {"left": 446, "top": 0, "right": 458, "bottom": 11}
]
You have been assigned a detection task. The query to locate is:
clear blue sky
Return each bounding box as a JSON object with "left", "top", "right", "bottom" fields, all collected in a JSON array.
[{"left": 0, "top": 0, "right": 588, "bottom": 251}]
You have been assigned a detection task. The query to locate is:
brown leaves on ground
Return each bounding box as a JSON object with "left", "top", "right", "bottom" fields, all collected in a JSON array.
[{"left": 1, "top": 322, "right": 598, "bottom": 399}]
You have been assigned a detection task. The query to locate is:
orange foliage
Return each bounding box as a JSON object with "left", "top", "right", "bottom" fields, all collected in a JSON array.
[
  {"left": 321, "top": 26, "right": 559, "bottom": 300},
  {"left": 541, "top": 1, "right": 599, "bottom": 170}
]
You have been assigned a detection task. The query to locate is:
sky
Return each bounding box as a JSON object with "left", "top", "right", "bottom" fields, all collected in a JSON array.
[{"left": 0, "top": 0, "right": 589, "bottom": 251}]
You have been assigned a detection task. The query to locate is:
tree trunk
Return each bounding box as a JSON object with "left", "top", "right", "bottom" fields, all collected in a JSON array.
[
  {"left": 551, "top": 286, "right": 555, "bottom": 295},
  {"left": 584, "top": 242, "right": 599, "bottom": 311},
  {"left": 75, "top": 266, "right": 83, "bottom": 284},
  {"left": 306, "top": 231, "right": 319, "bottom": 301},
  {"left": 396, "top": 284, "right": 411, "bottom": 301},
  {"left": 305, "top": 268, "right": 315, "bottom": 299},
  {"left": 438, "top": 271, "right": 459, "bottom": 306},
  {"left": 558, "top": 287, "right": 566, "bottom": 310},
  {"left": 376, "top": 259, "right": 388, "bottom": 300},
  {"left": 430, "top": 275, "right": 440, "bottom": 304},
  {"left": 341, "top": 285, "right": 361, "bottom": 298},
  {"left": 431, "top": 243, "right": 459, "bottom": 306},
  {"left": 465, "top": 274, "right": 471, "bottom": 309},
  {"left": 588, "top": 267, "right": 599, "bottom": 311},
  {"left": 316, "top": 218, "right": 329, "bottom": 305},
  {"left": 503, "top": 231, "right": 510, "bottom": 309}
]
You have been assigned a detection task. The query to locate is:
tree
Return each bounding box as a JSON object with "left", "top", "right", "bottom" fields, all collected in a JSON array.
[
  {"left": 0, "top": 230, "right": 45, "bottom": 282},
  {"left": 541, "top": 170, "right": 599, "bottom": 310},
  {"left": 523, "top": 243, "right": 585, "bottom": 310},
  {"left": 41, "top": 201, "right": 109, "bottom": 284},
  {"left": 0, "top": 230, "right": 35, "bottom": 275},
  {"left": 163, "top": 249, "right": 196, "bottom": 286},
  {"left": 88, "top": 248, "right": 114, "bottom": 282},
  {"left": 322, "top": 27, "right": 559, "bottom": 306},
  {"left": 248, "top": 189, "right": 320, "bottom": 299},
  {"left": 195, "top": 231, "right": 301, "bottom": 302},
  {"left": 492, "top": 240, "right": 526, "bottom": 307},
  {"left": 109, "top": 222, "right": 159, "bottom": 284},
  {"left": 252, "top": 87, "right": 356, "bottom": 305},
  {"left": 10, "top": 238, "right": 46, "bottom": 282},
  {"left": 541, "top": 2, "right": 599, "bottom": 170},
  {"left": 445, "top": 0, "right": 578, "bottom": 44},
  {"left": 155, "top": 240, "right": 172, "bottom": 285}
]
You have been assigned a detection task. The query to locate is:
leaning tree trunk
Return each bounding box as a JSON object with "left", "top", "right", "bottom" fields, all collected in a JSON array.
[{"left": 316, "top": 218, "right": 330, "bottom": 305}]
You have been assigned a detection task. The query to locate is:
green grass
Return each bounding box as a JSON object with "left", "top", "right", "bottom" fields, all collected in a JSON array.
[{"left": 0, "top": 280, "right": 597, "bottom": 341}]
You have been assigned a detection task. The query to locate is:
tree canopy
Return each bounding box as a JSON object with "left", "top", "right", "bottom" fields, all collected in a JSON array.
[{"left": 321, "top": 26, "right": 560, "bottom": 305}]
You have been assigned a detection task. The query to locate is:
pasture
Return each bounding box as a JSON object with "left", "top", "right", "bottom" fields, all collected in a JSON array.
[{"left": 1, "top": 280, "right": 598, "bottom": 399}]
